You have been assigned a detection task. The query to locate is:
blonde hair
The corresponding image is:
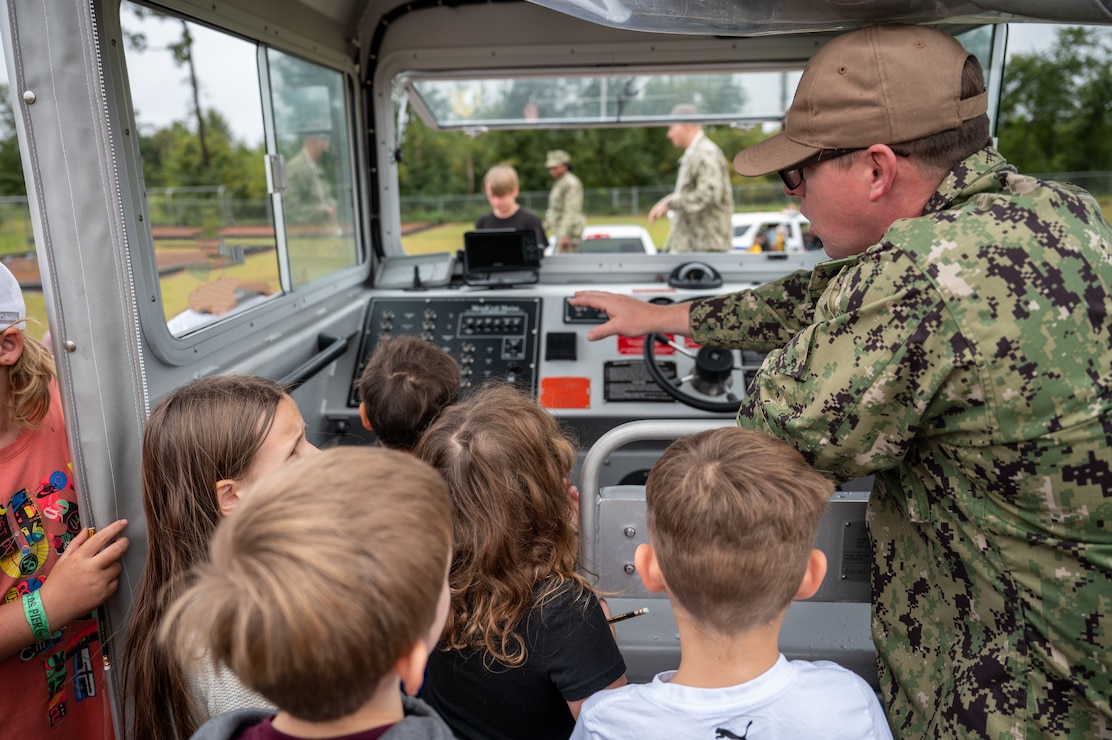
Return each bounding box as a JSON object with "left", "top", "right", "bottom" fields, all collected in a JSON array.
[
  {"left": 161, "top": 447, "right": 451, "bottom": 722},
  {"left": 645, "top": 427, "right": 832, "bottom": 634},
  {"left": 482, "top": 165, "right": 520, "bottom": 197},
  {"left": 414, "top": 383, "right": 587, "bottom": 667},
  {"left": 3, "top": 321, "right": 55, "bottom": 430},
  {"left": 122, "top": 375, "right": 289, "bottom": 740}
]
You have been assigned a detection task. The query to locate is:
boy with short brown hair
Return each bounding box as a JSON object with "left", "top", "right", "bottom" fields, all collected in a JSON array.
[
  {"left": 571, "top": 427, "right": 892, "bottom": 739},
  {"left": 357, "top": 336, "right": 460, "bottom": 451},
  {"left": 163, "top": 446, "right": 455, "bottom": 740}
]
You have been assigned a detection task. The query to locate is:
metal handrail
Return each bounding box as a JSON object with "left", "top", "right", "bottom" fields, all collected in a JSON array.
[{"left": 578, "top": 418, "right": 735, "bottom": 574}]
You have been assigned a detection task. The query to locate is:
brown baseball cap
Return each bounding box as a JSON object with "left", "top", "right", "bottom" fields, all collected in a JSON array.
[{"left": 734, "top": 24, "right": 988, "bottom": 177}]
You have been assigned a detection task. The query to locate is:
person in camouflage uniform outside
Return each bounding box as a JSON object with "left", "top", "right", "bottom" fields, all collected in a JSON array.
[
  {"left": 285, "top": 131, "right": 338, "bottom": 228},
  {"left": 545, "top": 150, "right": 586, "bottom": 253},
  {"left": 571, "top": 24, "right": 1112, "bottom": 739},
  {"left": 649, "top": 104, "right": 733, "bottom": 253}
]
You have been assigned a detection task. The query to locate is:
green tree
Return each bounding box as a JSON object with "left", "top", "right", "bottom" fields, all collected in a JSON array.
[
  {"left": 0, "top": 84, "right": 26, "bottom": 196},
  {"left": 998, "top": 26, "right": 1112, "bottom": 172}
]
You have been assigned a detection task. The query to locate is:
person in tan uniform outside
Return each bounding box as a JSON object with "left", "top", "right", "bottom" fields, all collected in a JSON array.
[
  {"left": 545, "top": 150, "right": 586, "bottom": 253},
  {"left": 649, "top": 104, "right": 734, "bottom": 252}
]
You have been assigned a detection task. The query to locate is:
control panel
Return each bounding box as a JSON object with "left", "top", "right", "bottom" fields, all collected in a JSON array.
[{"left": 348, "top": 296, "right": 541, "bottom": 405}]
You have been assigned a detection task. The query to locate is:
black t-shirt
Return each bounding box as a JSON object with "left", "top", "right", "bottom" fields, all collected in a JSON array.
[
  {"left": 424, "top": 585, "right": 626, "bottom": 740},
  {"left": 475, "top": 208, "right": 547, "bottom": 250}
]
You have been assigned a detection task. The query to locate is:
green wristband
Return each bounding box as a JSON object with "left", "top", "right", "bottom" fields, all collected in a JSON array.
[{"left": 22, "top": 590, "right": 52, "bottom": 641}]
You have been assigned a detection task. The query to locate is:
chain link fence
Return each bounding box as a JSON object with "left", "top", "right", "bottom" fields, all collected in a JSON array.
[{"left": 3, "top": 173, "right": 1111, "bottom": 258}]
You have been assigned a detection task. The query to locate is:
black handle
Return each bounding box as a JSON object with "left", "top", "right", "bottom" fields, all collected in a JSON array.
[{"left": 281, "top": 333, "right": 349, "bottom": 391}]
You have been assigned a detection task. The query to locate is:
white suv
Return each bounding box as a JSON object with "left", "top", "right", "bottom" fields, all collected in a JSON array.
[
  {"left": 731, "top": 210, "right": 820, "bottom": 253},
  {"left": 545, "top": 224, "right": 658, "bottom": 256}
]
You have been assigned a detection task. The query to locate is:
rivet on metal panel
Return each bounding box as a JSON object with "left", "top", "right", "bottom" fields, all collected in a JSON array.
[
  {"left": 22, "top": 91, "right": 35, "bottom": 104},
  {"left": 623, "top": 527, "right": 636, "bottom": 537},
  {"left": 623, "top": 563, "right": 635, "bottom": 574},
  {"left": 63, "top": 340, "right": 76, "bottom": 353}
]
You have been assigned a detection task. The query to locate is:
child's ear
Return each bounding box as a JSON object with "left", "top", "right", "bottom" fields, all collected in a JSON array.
[
  {"left": 794, "top": 549, "right": 828, "bottom": 600},
  {"left": 214, "top": 479, "right": 243, "bottom": 516},
  {"left": 0, "top": 326, "right": 24, "bottom": 367},
  {"left": 358, "top": 402, "right": 373, "bottom": 432},
  {"left": 634, "top": 543, "right": 667, "bottom": 594},
  {"left": 395, "top": 639, "right": 431, "bottom": 697}
]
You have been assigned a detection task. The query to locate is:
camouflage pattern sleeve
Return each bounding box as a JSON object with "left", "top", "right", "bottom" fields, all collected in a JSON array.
[{"left": 689, "top": 268, "right": 829, "bottom": 351}]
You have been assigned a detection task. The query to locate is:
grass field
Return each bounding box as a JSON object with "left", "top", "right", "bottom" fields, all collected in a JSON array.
[{"left": 18, "top": 199, "right": 1112, "bottom": 335}]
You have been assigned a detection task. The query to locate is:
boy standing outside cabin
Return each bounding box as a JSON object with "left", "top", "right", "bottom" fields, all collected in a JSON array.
[
  {"left": 357, "top": 336, "right": 461, "bottom": 452},
  {"left": 571, "top": 427, "right": 891, "bottom": 740},
  {"left": 163, "top": 446, "right": 455, "bottom": 740},
  {"left": 476, "top": 164, "right": 548, "bottom": 251}
]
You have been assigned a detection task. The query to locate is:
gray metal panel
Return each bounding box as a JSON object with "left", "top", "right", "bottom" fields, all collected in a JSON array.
[
  {"left": 2, "top": 0, "right": 148, "bottom": 725},
  {"left": 3, "top": 0, "right": 149, "bottom": 587},
  {"left": 597, "top": 486, "right": 872, "bottom": 604}
]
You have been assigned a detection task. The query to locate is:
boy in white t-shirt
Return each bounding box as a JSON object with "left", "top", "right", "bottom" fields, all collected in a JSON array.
[{"left": 571, "top": 427, "right": 892, "bottom": 740}]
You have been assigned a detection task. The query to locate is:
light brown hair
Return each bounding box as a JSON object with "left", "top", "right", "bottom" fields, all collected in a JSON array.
[
  {"left": 358, "top": 336, "right": 460, "bottom": 451},
  {"left": 161, "top": 447, "right": 451, "bottom": 722},
  {"left": 414, "top": 383, "right": 586, "bottom": 667},
  {"left": 2, "top": 320, "right": 55, "bottom": 430},
  {"left": 482, "top": 164, "right": 520, "bottom": 197},
  {"left": 645, "top": 427, "right": 832, "bottom": 634},
  {"left": 122, "top": 375, "right": 289, "bottom": 740}
]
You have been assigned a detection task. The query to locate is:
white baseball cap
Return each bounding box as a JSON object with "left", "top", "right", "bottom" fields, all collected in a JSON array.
[{"left": 0, "top": 261, "right": 26, "bottom": 330}]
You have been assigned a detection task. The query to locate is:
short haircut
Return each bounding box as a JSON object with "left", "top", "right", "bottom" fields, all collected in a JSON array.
[
  {"left": 358, "top": 336, "right": 460, "bottom": 451},
  {"left": 161, "top": 446, "right": 452, "bottom": 723},
  {"left": 645, "top": 427, "right": 832, "bottom": 635},
  {"left": 482, "top": 164, "right": 520, "bottom": 197}
]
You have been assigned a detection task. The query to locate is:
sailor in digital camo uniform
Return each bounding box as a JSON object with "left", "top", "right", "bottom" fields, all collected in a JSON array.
[
  {"left": 545, "top": 149, "right": 586, "bottom": 253},
  {"left": 648, "top": 103, "right": 733, "bottom": 253},
  {"left": 571, "top": 24, "right": 1112, "bottom": 739}
]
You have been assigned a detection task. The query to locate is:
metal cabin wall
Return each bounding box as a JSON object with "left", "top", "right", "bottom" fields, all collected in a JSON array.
[{"left": 0, "top": 0, "right": 148, "bottom": 719}]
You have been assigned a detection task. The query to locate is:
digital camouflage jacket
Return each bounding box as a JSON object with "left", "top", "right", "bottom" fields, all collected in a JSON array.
[
  {"left": 546, "top": 170, "right": 585, "bottom": 252},
  {"left": 689, "top": 147, "right": 1112, "bottom": 739},
  {"left": 664, "top": 132, "right": 733, "bottom": 253}
]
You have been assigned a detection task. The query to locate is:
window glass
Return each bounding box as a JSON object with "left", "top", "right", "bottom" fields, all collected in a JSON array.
[
  {"left": 395, "top": 68, "right": 805, "bottom": 256},
  {"left": 122, "top": 1, "right": 277, "bottom": 335},
  {"left": 267, "top": 49, "right": 359, "bottom": 288},
  {"left": 403, "top": 69, "right": 803, "bottom": 130},
  {"left": 121, "top": 2, "right": 359, "bottom": 336}
]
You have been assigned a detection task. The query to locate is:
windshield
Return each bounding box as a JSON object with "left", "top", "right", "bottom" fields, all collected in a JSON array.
[{"left": 393, "top": 26, "right": 997, "bottom": 258}]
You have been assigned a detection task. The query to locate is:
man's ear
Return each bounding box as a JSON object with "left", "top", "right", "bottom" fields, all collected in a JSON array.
[
  {"left": 358, "top": 402, "right": 373, "bottom": 432},
  {"left": 634, "top": 543, "right": 667, "bottom": 594},
  {"left": 795, "top": 549, "right": 828, "bottom": 600},
  {"left": 395, "top": 639, "right": 431, "bottom": 697},
  {"left": 0, "top": 326, "right": 24, "bottom": 367},
  {"left": 865, "top": 144, "right": 901, "bottom": 201},
  {"left": 214, "top": 478, "right": 243, "bottom": 516}
]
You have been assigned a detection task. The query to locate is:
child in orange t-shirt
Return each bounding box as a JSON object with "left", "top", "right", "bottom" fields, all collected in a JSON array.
[{"left": 0, "top": 262, "right": 130, "bottom": 738}]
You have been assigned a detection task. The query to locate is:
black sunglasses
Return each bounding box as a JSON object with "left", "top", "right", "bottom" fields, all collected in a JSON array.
[{"left": 778, "top": 147, "right": 910, "bottom": 190}]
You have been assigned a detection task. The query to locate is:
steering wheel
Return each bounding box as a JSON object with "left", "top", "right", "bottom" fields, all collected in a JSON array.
[{"left": 642, "top": 333, "right": 749, "bottom": 413}]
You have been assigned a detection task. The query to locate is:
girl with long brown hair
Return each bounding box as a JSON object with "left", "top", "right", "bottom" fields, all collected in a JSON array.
[
  {"left": 414, "top": 383, "right": 626, "bottom": 740},
  {"left": 120, "top": 375, "right": 319, "bottom": 740}
]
